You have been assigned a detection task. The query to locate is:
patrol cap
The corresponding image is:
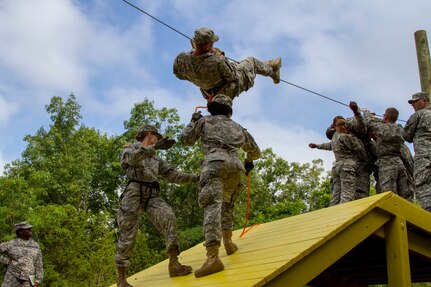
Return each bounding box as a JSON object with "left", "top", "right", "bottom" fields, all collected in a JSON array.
[
  {"left": 14, "top": 222, "right": 32, "bottom": 231},
  {"left": 212, "top": 94, "right": 232, "bottom": 108},
  {"left": 408, "top": 92, "right": 429, "bottom": 104},
  {"left": 193, "top": 28, "right": 219, "bottom": 45},
  {"left": 137, "top": 124, "right": 163, "bottom": 140}
]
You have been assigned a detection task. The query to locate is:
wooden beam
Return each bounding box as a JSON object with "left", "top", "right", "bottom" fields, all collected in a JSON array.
[
  {"left": 266, "top": 209, "right": 391, "bottom": 287},
  {"left": 385, "top": 216, "right": 411, "bottom": 286},
  {"left": 414, "top": 30, "right": 431, "bottom": 95}
]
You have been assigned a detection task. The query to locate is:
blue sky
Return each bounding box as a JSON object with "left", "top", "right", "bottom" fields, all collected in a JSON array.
[{"left": 0, "top": 0, "right": 430, "bottom": 173}]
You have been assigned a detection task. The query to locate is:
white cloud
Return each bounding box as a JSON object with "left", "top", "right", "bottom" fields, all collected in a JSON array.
[{"left": 0, "top": 96, "right": 18, "bottom": 125}]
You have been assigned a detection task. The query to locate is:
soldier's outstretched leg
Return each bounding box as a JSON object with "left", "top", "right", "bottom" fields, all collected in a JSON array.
[{"left": 253, "top": 57, "right": 282, "bottom": 84}]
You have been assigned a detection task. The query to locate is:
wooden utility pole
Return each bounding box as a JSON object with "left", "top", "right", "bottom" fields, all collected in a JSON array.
[{"left": 414, "top": 30, "right": 431, "bottom": 95}]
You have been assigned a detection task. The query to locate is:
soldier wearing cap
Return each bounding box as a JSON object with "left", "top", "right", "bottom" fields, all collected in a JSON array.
[
  {"left": 0, "top": 222, "right": 43, "bottom": 287},
  {"left": 173, "top": 27, "right": 282, "bottom": 101},
  {"left": 404, "top": 92, "right": 431, "bottom": 211},
  {"left": 115, "top": 125, "right": 199, "bottom": 287},
  {"left": 179, "top": 94, "right": 261, "bottom": 277},
  {"left": 362, "top": 107, "right": 413, "bottom": 201}
]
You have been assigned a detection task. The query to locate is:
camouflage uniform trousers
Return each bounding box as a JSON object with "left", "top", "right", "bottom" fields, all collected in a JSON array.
[
  {"left": 413, "top": 156, "right": 431, "bottom": 212},
  {"left": 376, "top": 157, "right": 412, "bottom": 201},
  {"left": 198, "top": 157, "right": 243, "bottom": 246},
  {"left": 218, "top": 57, "right": 274, "bottom": 100},
  {"left": 331, "top": 159, "right": 369, "bottom": 205},
  {"left": 115, "top": 182, "right": 179, "bottom": 267},
  {"left": 2, "top": 271, "right": 31, "bottom": 287}
]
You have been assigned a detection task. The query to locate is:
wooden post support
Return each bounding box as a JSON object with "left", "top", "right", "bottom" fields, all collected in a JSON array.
[
  {"left": 414, "top": 30, "right": 431, "bottom": 96},
  {"left": 385, "top": 216, "right": 411, "bottom": 287}
]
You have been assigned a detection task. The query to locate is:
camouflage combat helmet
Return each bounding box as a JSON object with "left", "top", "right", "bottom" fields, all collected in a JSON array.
[
  {"left": 193, "top": 27, "right": 219, "bottom": 45},
  {"left": 14, "top": 221, "right": 32, "bottom": 231},
  {"left": 137, "top": 124, "right": 162, "bottom": 140},
  {"left": 212, "top": 94, "right": 232, "bottom": 108}
]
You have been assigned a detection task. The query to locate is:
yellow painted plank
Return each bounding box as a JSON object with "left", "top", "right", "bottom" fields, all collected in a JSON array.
[
  {"left": 385, "top": 215, "right": 411, "bottom": 286},
  {"left": 108, "top": 192, "right": 401, "bottom": 287},
  {"left": 267, "top": 209, "right": 391, "bottom": 287}
]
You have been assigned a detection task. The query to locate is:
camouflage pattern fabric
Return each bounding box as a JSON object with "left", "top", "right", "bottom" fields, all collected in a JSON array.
[
  {"left": 115, "top": 143, "right": 198, "bottom": 267},
  {"left": 179, "top": 114, "right": 261, "bottom": 245},
  {"left": 0, "top": 238, "right": 43, "bottom": 286},
  {"left": 400, "top": 143, "right": 415, "bottom": 197},
  {"left": 364, "top": 112, "right": 412, "bottom": 201},
  {"left": 317, "top": 131, "right": 369, "bottom": 205},
  {"left": 173, "top": 51, "right": 273, "bottom": 100},
  {"left": 404, "top": 106, "right": 431, "bottom": 211}
]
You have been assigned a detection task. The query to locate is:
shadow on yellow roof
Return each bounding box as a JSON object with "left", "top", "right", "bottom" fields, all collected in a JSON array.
[{"left": 109, "top": 192, "right": 431, "bottom": 287}]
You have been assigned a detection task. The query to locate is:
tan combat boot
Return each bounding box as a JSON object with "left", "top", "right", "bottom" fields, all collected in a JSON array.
[
  {"left": 194, "top": 243, "right": 224, "bottom": 278},
  {"left": 222, "top": 230, "right": 238, "bottom": 255},
  {"left": 168, "top": 248, "right": 193, "bottom": 277},
  {"left": 265, "top": 57, "right": 282, "bottom": 84},
  {"left": 117, "top": 266, "right": 134, "bottom": 287}
]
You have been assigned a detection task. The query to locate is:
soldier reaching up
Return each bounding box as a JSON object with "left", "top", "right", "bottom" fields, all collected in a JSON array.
[{"left": 179, "top": 94, "right": 261, "bottom": 277}]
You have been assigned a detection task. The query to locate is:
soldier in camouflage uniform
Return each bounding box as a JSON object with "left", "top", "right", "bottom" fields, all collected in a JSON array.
[
  {"left": 403, "top": 92, "right": 431, "bottom": 211},
  {"left": 115, "top": 125, "right": 198, "bottom": 287},
  {"left": 179, "top": 94, "right": 261, "bottom": 277},
  {"left": 0, "top": 222, "right": 43, "bottom": 287},
  {"left": 363, "top": 107, "right": 412, "bottom": 201},
  {"left": 309, "top": 113, "right": 368, "bottom": 205},
  {"left": 173, "top": 27, "right": 282, "bottom": 101}
]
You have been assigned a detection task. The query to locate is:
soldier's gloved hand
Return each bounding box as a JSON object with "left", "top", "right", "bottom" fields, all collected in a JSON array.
[
  {"left": 309, "top": 143, "right": 318, "bottom": 149},
  {"left": 191, "top": 111, "right": 203, "bottom": 123},
  {"left": 154, "top": 137, "right": 176, "bottom": 150},
  {"left": 326, "top": 127, "right": 335, "bottom": 140},
  {"left": 349, "top": 101, "right": 360, "bottom": 116},
  {"left": 244, "top": 160, "right": 254, "bottom": 176},
  {"left": 212, "top": 47, "right": 225, "bottom": 57}
]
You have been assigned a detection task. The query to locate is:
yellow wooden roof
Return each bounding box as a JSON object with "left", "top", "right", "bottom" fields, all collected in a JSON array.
[{"left": 109, "top": 192, "right": 431, "bottom": 287}]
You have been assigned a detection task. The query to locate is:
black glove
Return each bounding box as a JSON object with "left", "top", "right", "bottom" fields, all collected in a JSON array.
[
  {"left": 191, "top": 111, "right": 203, "bottom": 123},
  {"left": 244, "top": 160, "right": 254, "bottom": 176},
  {"left": 154, "top": 137, "right": 176, "bottom": 150},
  {"left": 349, "top": 101, "right": 360, "bottom": 116}
]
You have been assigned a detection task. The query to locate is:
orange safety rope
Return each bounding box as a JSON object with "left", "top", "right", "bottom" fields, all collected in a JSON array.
[{"left": 240, "top": 173, "right": 260, "bottom": 238}]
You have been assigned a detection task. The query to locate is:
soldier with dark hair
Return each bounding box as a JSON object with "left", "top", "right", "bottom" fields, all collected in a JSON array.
[
  {"left": 0, "top": 222, "right": 43, "bottom": 287},
  {"left": 174, "top": 27, "right": 281, "bottom": 101},
  {"left": 179, "top": 94, "right": 261, "bottom": 277},
  {"left": 115, "top": 125, "right": 198, "bottom": 287}
]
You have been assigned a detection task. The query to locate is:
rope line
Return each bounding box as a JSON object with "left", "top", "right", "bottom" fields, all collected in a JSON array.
[
  {"left": 122, "top": 0, "right": 407, "bottom": 122},
  {"left": 240, "top": 173, "right": 260, "bottom": 238}
]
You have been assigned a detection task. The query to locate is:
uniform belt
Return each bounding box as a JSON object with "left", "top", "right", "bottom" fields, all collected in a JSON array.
[
  {"left": 127, "top": 180, "right": 160, "bottom": 191},
  {"left": 126, "top": 180, "right": 160, "bottom": 210}
]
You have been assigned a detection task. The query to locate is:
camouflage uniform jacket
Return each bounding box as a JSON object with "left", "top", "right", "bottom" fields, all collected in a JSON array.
[
  {"left": 179, "top": 115, "right": 261, "bottom": 163},
  {"left": 173, "top": 51, "right": 237, "bottom": 96},
  {"left": 0, "top": 238, "right": 43, "bottom": 283},
  {"left": 364, "top": 112, "right": 404, "bottom": 160},
  {"left": 121, "top": 143, "right": 197, "bottom": 183},
  {"left": 317, "top": 131, "right": 367, "bottom": 163},
  {"left": 403, "top": 106, "right": 431, "bottom": 158}
]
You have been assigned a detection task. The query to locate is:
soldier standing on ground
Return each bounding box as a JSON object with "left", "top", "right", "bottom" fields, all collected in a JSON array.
[
  {"left": 0, "top": 222, "right": 43, "bottom": 287},
  {"left": 173, "top": 27, "right": 282, "bottom": 101},
  {"left": 115, "top": 125, "right": 199, "bottom": 287},
  {"left": 403, "top": 92, "right": 431, "bottom": 211},
  {"left": 179, "top": 94, "right": 261, "bottom": 277}
]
